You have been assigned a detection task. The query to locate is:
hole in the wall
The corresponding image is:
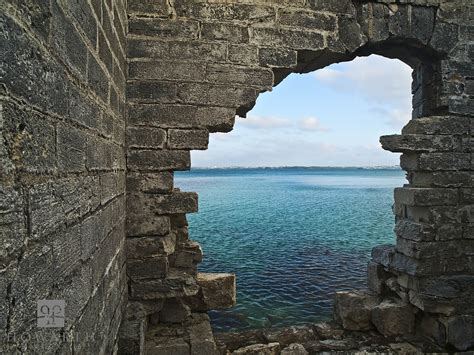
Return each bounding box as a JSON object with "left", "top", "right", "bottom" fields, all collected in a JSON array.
[{"left": 176, "top": 54, "right": 412, "bottom": 332}]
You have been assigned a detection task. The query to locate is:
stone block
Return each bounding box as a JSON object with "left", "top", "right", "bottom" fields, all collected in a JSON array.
[
  {"left": 127, "top": 172, "right": 173, "bottom": 194},
  {"left": 51, "top": 1, "right": 88, "bottom": 80},
  {"left": 430, "top": 21, "right": 459, "bottom": 54},
  {"left": 1, "top": 14, "right": 69, "bottom": 116},
  {"left": 201, "top": 22, "right": 249, "bottom": 43},
  {"left": 186, "top": 273, "right": 236, "bottom": 311},
  {"left": 57, "top": 122, "right": 87, "bottom": 172},
  {"left": 126, "top": 234, "right": 176, "bottom": 259},
  {"left": 129, "top": 18, "right": 199, "bottom": 39},
  {"left": 170, "top": 240, "right": 203, "bottom": 268},
  {"left": 174, "top": 3, "right": 276, "bottom": 22},
  {"left": 129, "top": 60, "right": 206, "bottom": 82},
  {"left": 126, "top": 213, "right": 171, "bottom": 237},
  {"left": 410, "top": 5, "right": 436, "bottom": 44},
  {"left": 128, "top": 39, "right": 227, "bottom": 62},
  {"left": 126, "top": 81, "right": 178, "bottom": 103},
  {"left": 64, "top": 0, "right": 97, "bottom": 48},
  {"left": 29, "top": 176, "right": 101, "bottom": 239},
  {"left": 408, "top": 171, "right": 472, "bottom": 188},
  {"left": 400, "top": 152, "right": 471, "bottom": 171},
  {"left": 130, "top": 269, "right": 199, "bottom": 300},
  {"left": 380, "top": 134, "right": 462, "bottom": 153},
  {"left": 128, "top": 104, "right": 235, "bottom": 133},
  {"left": 367, "top": 261, "right": 391, "bottom": 294},
  {"left": 127, "top": 149, "right": 190, "bottom": 171},
  {"left": 98, "top": 30, "right": 113, "bottom": 75},
  {"left": 228, "top": 44, "right": 258, "bottom": 65},
  {"left": 87, "top": 54, "right": 109, "bottom": 103},
  {"left": 127, "top": 192, "right": 198, "bottom": 216},
  {"left": 128, "top": 0, "right": 170, "bottom": 15},
  {"left": 126, "top": 127, "right": 166, "bottom": 149},
  {"left": 258, "top": 47, "right": 297, "bottom": 68},
  {"left": 278, "top": 9, "right": 336, "bottom": 32},
  {"left": 127, "top": 257, "right": 169, "bottom": 281},
  {"left": 397, "top": 238, "right": 474, "bottom": 259},
  {"left": 394, "top": 187, "right": 459, "bottom": 206},
  {"left": 371, "top": 299, "right": 415, "bottom": 337},
  {"left": 371, "top": 244, "right": 396, "bottom": 268},
  {"left": 402, "top": 116, "right": 470, "bottom": 135},
  {"left": 333, "top": 290, "right": 380, "bottom": 331},
  {"left": 307, "top": 0, "right": 356, "bottom": 15},
  {"left": 251, "top": 27, "right": 324, "bottom": 50},
  {"left": 159, "top": 298, "right": 191, "bottom": 324},
  {"left": 68, "top": 86, "right": 101, "bottom": 130},
  {"left": 206, "top": 64, "right": 274, "bottom": 88},
  {"left": 178, "top": 83, "right": 257, "bottom": 108},
  {"left": 168, "top": 129, "right": 209, "bottom": 150},
  {"left": 99, "top": 172, "right": 122, "bottom": 205},
  {"left": 199, "top": 273, "right": 236, "bottom": 309}
]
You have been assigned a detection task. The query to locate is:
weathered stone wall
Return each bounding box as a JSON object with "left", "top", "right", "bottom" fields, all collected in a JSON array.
[
  {"left": 125, "top": 0, "right": 473, "bottom": 353},
  {"left": 1, "top": 0, "right": 128, "bottom": 353},
  {"left": 0, "top": 0, "right": 472, "bottom": 353}
]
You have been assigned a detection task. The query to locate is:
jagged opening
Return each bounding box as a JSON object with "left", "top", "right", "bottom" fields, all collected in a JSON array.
[{"left": 176, "top": 54, "right": 414, "bottom": 332}]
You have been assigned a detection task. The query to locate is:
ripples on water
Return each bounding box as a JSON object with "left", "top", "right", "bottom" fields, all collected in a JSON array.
[{"left": 175, "top": 168, "right": 406, "bottom": 332}]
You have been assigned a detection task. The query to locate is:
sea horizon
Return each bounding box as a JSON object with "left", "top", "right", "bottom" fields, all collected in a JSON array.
[{"left": 189, "top": 165, "right": 402, "bottom": 170}]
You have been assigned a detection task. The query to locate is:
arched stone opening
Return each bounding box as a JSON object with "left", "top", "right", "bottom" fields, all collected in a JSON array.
[{"left": 123, "top": 1, "right": 473, "bottom": 353}]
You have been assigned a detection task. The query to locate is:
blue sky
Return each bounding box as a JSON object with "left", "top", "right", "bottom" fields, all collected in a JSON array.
[{"left": 192, "top": 55, "right": 413, "bottom": 167}]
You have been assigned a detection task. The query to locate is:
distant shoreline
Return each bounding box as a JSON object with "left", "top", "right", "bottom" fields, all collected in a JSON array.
[{"left": 189, "top": 166, "right": 402, "bottom": 170}]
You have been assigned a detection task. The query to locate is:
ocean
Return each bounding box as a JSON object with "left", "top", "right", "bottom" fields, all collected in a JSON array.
[{"left": 175, "top": 167, "right": 406, "bottom": 332}]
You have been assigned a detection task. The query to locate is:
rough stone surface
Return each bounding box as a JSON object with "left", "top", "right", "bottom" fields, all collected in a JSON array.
[
  {"left": 232, "top": 343, "right": 281, "bottom": 355},
  {"left": 334, "top": 290, "right": 380, "bottom": 331},
  {"left": 371, "top": 299, "right": 416, "bottom": 337},
  {"left": 1, "top": 0, "right": 127, "bottom": 353},
  {"left": 0, "top": 0, "right": 472, "bottom": 352},
  {"left": 281, "top": 343, "right": 308, "bottom": 355},
  {"left": 263, "top": 326, "right": 316, "bottom": 347}
]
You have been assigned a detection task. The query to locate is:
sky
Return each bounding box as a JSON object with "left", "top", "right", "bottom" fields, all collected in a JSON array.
[{"left": 192, "top": 55, "right": 413, "bottom": 168}]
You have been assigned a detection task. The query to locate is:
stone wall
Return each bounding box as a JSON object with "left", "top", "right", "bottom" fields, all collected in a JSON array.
[
  {"left": 1, "top": 0, "right": 128, "bottom": 353},
  {"left": 0, "top": 0, "right": 472, "bottom": 353},
  {"left": 124, "top": 0, "right": 473, "bottom": 353}
]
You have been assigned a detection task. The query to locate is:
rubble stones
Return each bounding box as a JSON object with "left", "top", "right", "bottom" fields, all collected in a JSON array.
[
  {"left": 263, "top": 325, "right": 316, "bottom": 346},
  {"left": 232, "top": 343, "right": 281, "bottom": 355},
  {"left": 281, "top": 343, "right": 308, "bottom": 355}
]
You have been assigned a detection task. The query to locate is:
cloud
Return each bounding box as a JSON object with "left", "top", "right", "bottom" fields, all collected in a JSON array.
[
  {"left": 313, "top": 55, "right": 412, "bottom": 108},
  {"left": 370, "top": 107, "right": 411, "bottom": 130},
  {"left": 298, "top": 117, "right": 329, "bottom": 131},
  {"left": 237, "top": 115, "right": 291, "bottom": 129}
]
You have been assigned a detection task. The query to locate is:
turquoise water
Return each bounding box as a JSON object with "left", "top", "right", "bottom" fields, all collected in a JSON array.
[{"left": 175, "top": 167, "right": 406, "bottom": 332}]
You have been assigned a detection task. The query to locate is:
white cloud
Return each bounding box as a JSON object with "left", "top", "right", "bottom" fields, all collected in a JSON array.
[
  {"left": 298, "top": 117, "right": 329, "bottom": 131},
  {"left": 370, "top": 107, "right": 411, "bottom": 130},
  {"left": 313, "top": 55, "right": 412, "bottom": 108},
  {"left": 237, "top": 115, "right": 291, "bottom": 129}
]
